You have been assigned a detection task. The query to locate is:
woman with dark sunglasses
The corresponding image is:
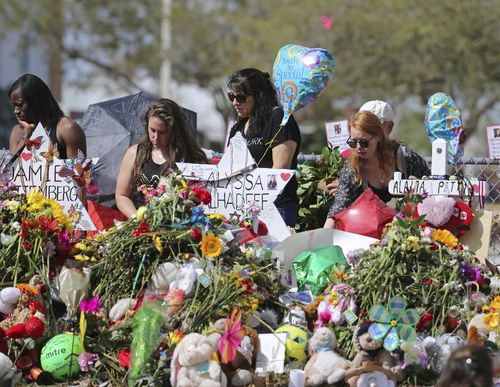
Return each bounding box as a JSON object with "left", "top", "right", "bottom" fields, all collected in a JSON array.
[
  {"left": 226, "top": 68, "right": 301, "bottom": 227},
  {"left": 324, "top": 111, "right": 429, "bottom": 228}
]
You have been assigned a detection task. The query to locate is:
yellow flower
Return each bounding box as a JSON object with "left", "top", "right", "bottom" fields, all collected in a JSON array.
[
  {"left": 168, "top": 330, "right": 184, "bottom": 345},
  {"left": 200, "top": 235, "right": 223, "bottom": 258},
  {"left": 405, "top": 236, "right": 420, "bottom": 251},
  {"left": 432, "top": 229, "right": 458, "bottom": 248},
  {"left": 75, "top": 242, "right": 88, "bottom": 251},
  {"left": 75, "top": 254, "right": 90, "bottom": 261},
  {"left": 48, "top": 199, "right": 73, "bottom": 231},
  {"left": 250, "top": 298, "right": 259, "bottom": 311},
  {"left": 328, "top": 291, "right": 339, "bottom": 303},
  {"left": 153, "top": 234, "right": 163, "bottom": 253},
  {"left": 207, "top": 213, "right": 226, "bottom": 225},
  {"left": 26, "top": 190, "right": 47, "bottom": 213},
  {"left": 136, "top": 206, "right": 147, "bottom": 221}
]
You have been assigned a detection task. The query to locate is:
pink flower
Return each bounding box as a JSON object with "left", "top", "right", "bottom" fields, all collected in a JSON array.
[
  {"left": 80, "top": 295, "right": 100, "bottom": 314},
  {"left": 78, "top": 352, "right": 100, "bottom": 372}
]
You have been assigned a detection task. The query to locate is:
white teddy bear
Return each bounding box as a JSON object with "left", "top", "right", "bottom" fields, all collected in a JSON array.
[
  {"left": 304, "top": 327, "right": 351, "bottom": 386},
  {"left": 423, "top": 334, "right": 466, "bottom": 374},
  {"left": 171, "top": 333, "right": 227, "bottom": 387}
]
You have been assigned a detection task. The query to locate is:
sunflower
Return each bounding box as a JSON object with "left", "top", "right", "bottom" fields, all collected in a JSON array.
[
  {"left": 200, "top": 234, "right": 222, "bottom": 258},
  {"left": 431, "top": 229, "right": 458, "bottom": 249}
]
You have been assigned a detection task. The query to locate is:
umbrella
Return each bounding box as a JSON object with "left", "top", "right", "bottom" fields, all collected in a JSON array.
[{"left": 80, "top": 91, "right": 197, "bottom": 206}]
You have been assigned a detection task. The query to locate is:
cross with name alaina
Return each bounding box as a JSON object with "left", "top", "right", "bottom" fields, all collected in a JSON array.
[
  {"left": 10, "top": 124, "right": 97, "bottom": 230},
  {"left": 389, "top": 139, "right": 487, "bottom": 199},
  {"left": 176, "top": 132, "right": 293, "bottom": 241}
]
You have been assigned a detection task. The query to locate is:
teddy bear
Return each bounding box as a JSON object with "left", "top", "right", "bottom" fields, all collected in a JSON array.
[
  {"left": 171, "top": 333, "right": 227, "bottom": 387},
  {"left": 207, "top": 319, "right": 259, "bottom": 387},
  {"left": 222, "top": 325, "right": 259, "bottom": 387},
  {"left": 349, "top": 321, "right": 404, "bottom": 381},
  {"left": 304, "top": 327, "right": 351, "bottom": 386},
  {"left": 422, "top": 333, "right": 466, "bottom": 374}
]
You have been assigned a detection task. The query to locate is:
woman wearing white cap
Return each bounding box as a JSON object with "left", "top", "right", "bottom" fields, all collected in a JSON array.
[{"left": 323, "top": 110, "right": 429, "bottom": 228}]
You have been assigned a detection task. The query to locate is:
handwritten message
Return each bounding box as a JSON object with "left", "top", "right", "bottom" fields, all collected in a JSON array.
[
  {"left": 486, "top": 124, "right": 500, "bottom": 159},
  {"left": 388, "top": 179, "right": 487, "bottom": 197}
]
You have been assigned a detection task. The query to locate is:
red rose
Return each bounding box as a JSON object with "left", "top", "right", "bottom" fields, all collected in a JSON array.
[
  {"left": 15, "top": 355, "right": 33, "bottom": 370},
  {"left": 6, "top": 324, "right": 26, "bottom": 339},
  {"left": 192, "top": 187, "right": 211, "bottom": 205},
  {"left": 191, "top": 228, "right": 202, "bottom": 241},
  {"left": 117, "top": 348, "right": 131, "bottom": 368},
  {"left": 25, "top": 316, "right": 45, "bottom": 338},
  {"left": 23, "top": 242, "right": 32, "bottom": 251},
  {"left": 422, "top": 277, "right": 433, "bottom": 286},
  {"left": 416, "top": 313, "right": 433, "bottom": 331}
]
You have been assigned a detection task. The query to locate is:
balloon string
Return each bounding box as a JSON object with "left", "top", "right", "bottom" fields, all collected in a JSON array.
[
  {"left": 132, "top": 252, "right": 148, "bottom": 297},
  {"left": 256, "top": 124, "right": 284, "bottom": 167}
]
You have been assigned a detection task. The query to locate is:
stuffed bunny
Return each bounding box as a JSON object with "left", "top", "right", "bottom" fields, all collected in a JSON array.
[
  {"left": 304, "top": 327, "right": 351, "bottom": 386},
  {"left": 171, "top": 333, "right": 227, "bottom": 387}
]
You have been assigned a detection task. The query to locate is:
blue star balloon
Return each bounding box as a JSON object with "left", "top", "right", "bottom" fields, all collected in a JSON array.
[{"left": 425, "top": 92, "right": 465, "bottom": 164}]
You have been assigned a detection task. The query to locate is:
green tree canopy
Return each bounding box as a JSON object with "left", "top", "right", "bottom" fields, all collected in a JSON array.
[{"left": 1, "top": 0, "right": 499, "bottom": 143}]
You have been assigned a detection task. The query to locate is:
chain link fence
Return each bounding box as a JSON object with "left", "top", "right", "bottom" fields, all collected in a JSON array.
[{"left": 298, "top": 154, "right": 500, "bottom": 260}]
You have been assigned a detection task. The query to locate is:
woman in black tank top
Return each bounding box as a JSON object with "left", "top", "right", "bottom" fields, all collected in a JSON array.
[
  {"left": 115, "top": 99, "right": 207, "bottom": 218},
  {"left": 9, "top": 74, "right": 86, "bottom": 159}
]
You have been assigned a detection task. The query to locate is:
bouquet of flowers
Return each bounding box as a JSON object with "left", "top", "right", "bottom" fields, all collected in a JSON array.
[
  {"left": 295, "top": 145, "right": 344, "bottom": 230},
  {"left": 0, "top": 179, "right": 75, "bottom": 285},
  {"left": 346, "top": 194, "right": 492, "bottom": 335}
]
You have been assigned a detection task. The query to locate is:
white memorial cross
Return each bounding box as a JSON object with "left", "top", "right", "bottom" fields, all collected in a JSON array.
[
  {"left": 177, "top": 132, "right": 293, "bottom": 241},
  {"left": 389, "top": 139, "right": 487, "bottom": 199}
]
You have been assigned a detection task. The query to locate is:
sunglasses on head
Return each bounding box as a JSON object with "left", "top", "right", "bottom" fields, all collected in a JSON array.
[
  {"left": 346, "top": 137, "right": 372, "bottom": 148},
  {"left": 227, "top": 92, "right": 249, "bottom": 103}
]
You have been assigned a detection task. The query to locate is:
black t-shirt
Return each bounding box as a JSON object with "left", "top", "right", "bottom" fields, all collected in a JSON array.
[{"left": 228, "top": 107, "right": 301, "bottom": 205}]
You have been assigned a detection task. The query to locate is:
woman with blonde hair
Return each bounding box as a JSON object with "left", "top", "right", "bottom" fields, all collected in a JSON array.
[{"left": 324, "top": 111, "right": 429, "bottom": 228}]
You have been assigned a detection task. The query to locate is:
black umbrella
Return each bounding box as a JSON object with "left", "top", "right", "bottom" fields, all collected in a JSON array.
[{"left": 80, "top": 91, "right": 197, "bottom": 206}]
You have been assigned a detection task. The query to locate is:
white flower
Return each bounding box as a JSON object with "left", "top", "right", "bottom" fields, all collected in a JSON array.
[
  {"left": 11, "top": 221, "right": 20, "bottom": 231},
  {"left": 489, "top": 276, "right": 500, "bottom": 292},
  {"left": 1, "top": 233, "right": 15, "bottom": 246},
  {"left": 4, "top": 200, "right": 19, "bottom": 212}
]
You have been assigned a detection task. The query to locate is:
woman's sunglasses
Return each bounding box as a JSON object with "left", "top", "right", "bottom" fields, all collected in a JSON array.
[
  {"left": 346, "top": 137, "right": 372, "bottom": 148},
  {"left": 227, "top": 92, "right": 249, "bottom": 103}
]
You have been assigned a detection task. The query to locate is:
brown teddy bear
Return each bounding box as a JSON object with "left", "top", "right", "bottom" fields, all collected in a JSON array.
[{"left": 348, "top": 321, "right": 404, "bottom": 383}]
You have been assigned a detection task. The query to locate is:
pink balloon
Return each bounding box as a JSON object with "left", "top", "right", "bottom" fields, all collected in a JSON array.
[{"left": 333, "top": 188, "right": 397, "bottom": 239}]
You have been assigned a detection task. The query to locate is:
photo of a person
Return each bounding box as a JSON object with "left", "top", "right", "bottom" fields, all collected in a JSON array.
[
  {"left": 334, "top": 124, "right": 342, "bottom": 135},
  {"left": 494, "top": 127, "right": 500, "bottom": 138},
  {"left": 267, "top": 174, "right": 277, "bottom": 189}
]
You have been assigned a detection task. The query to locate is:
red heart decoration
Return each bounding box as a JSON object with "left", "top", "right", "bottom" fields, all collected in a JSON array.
[
  {"left": 280, "top": 172, "right": 291, "bottom": 181},
  {"left": 333, "top": 188, "right": 397, "bottom": 239},
  {"left": 472, "top": 184, "right": 479, "bottom": 193},
  {"left": 21, "top": 152, "right": 32, "bottom": 161}
]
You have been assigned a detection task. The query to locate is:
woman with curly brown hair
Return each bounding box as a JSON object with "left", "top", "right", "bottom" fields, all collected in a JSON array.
[{"left": 115, "top": 98, "right": 207, "bottom": 218}]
